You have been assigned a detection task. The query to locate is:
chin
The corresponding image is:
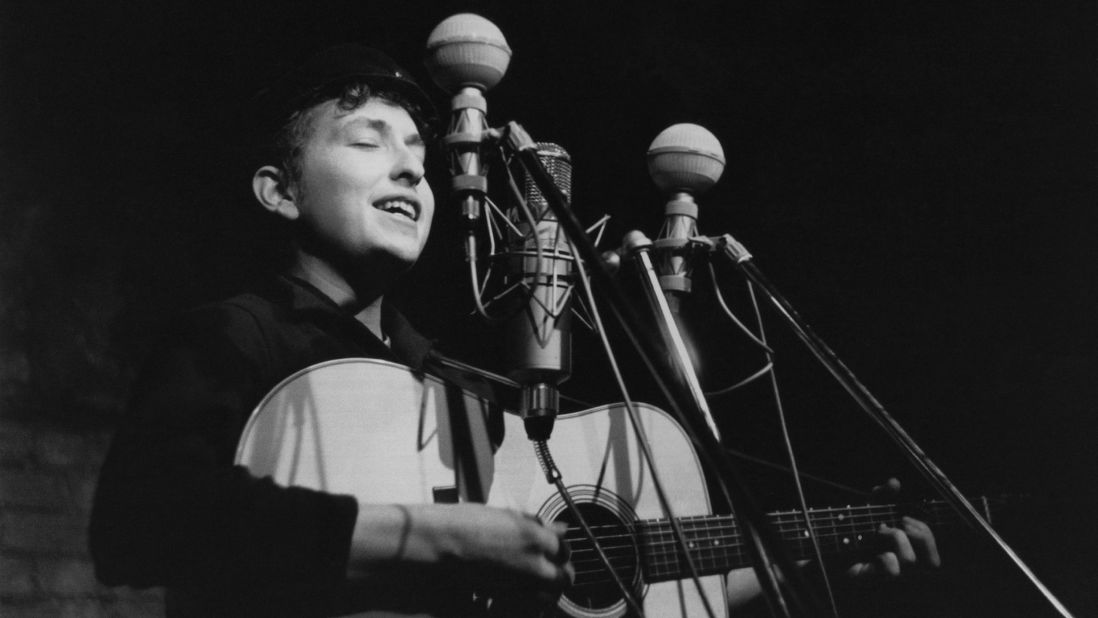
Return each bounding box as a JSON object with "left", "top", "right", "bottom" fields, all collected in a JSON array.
[{"left": 368, "top": 248, "right": 422, "bottom": 273}]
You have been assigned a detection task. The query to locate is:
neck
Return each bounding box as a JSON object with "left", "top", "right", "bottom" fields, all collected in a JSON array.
[{"left": 289, "top": 250, "right": 386, "bottom": 340}]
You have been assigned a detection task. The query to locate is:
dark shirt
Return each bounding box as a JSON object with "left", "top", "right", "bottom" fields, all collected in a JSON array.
[{"left": 89, "top": 275, "right": 489, "bottom": 617}]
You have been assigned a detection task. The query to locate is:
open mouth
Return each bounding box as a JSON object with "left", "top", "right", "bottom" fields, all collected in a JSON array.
[{"left": 374, "top": 198, "right": 419, "bottom": 222}]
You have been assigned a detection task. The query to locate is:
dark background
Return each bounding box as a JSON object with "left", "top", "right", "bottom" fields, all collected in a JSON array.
[{"left": 2, "top": 1, "right": 1094, "bottom": 615}]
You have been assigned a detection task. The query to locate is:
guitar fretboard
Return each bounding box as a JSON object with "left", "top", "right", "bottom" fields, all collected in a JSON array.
[{"left": 633, "top": 498, "right": 987, "bottom": 582}]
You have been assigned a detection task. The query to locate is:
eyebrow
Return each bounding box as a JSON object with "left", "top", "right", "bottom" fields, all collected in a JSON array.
[{"left": 343, "top": 117, "right": 425, "bottom": 150}]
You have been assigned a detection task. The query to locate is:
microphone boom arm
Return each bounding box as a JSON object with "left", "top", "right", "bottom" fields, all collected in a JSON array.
[
  {"left": 711, "top": 233, "right": 1076, "bottom": 618},
  {"left": 502, "top": 121, "right": 824, "bottom": 618},
  {"left": 624, "top": 232, "right": 721, "bottom": 440}
]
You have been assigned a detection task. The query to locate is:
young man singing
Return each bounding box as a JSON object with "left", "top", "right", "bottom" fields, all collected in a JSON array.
[{"left": 90, "top": 44, "right": 937, "bottom": 617}]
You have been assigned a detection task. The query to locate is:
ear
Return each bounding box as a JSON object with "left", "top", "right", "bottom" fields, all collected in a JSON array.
[{"left": 252, "top": 165, "right": 300, "bottom": 221}]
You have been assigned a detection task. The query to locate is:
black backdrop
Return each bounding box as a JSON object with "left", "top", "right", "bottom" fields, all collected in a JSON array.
[{"left": 3, "top": 1, "right": 1095, "bottom": 614}]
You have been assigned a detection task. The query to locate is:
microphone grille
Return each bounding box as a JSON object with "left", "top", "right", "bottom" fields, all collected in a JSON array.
[
  {"left": 524, "top": 143, "right": 572, "bottom": 209},
  {"left": 646, "top": 123, "right": 725, "bottom": 195},
  {"left": 425, "top": 13, "right": 512, "bottom": 92}
]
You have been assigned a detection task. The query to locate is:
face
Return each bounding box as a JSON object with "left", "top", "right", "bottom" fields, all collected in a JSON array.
[{"left": 291, "top": 98, "right": 435, "bottom": 274}]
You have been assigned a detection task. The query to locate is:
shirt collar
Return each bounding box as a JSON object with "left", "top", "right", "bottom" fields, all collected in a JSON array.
[{"left": 276, "top": 274, "right": 434, "bottom": 370}]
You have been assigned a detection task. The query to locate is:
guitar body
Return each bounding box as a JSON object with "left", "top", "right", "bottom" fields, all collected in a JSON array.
[{"left": 235, "top": 358, "right": 726, "bottom": 617}]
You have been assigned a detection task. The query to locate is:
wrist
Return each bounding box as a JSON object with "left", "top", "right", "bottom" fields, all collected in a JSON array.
[{"left": 348, "top": 504, "right": 421, "bottom": 576}]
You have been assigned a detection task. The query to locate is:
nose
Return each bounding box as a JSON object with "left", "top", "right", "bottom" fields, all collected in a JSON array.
[{"left": 392, "top": 144, "right": 425, "bottom": 187}]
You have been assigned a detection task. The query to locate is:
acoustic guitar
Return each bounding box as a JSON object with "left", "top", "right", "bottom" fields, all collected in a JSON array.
[{"left": 235, "top": 358, "right": 985, "bottom": 617}]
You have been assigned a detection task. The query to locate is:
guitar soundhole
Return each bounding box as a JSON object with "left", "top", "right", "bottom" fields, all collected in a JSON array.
[{"left": 555, "top": 502, "right": 642, "bottom": 615}]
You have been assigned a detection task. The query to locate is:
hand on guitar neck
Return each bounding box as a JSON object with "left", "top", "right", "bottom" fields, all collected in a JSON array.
[
  {"left": 726, "top": 478, "right": 942, "bottom": 611},
  {"left": 238, "top": 360, "right": 948, "bottom": 616},
  {"left": 843, "top": 478, "right": 941, "bottom": 580}
]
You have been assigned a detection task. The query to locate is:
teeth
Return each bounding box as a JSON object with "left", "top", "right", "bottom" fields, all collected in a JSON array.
[{"left": 377, "top": 199, "right": 416, "bottom": 221}]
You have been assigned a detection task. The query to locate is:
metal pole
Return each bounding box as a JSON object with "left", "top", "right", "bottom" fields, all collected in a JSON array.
[{"left": 714, "top": 233, "right": 1075, "bottom": 618}]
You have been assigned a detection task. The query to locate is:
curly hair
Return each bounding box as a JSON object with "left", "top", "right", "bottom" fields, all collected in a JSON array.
[{"left": 270, "top": 81, "right": 434, "bottom": 185}]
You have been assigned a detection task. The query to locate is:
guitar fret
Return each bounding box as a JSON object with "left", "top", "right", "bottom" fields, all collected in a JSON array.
[
  {"left": 564, "top": 496, "right": 994, "bottom": 585},
  {"left": 627, "top": 498, "right": 975, "bottom": 582},
  {"left": 640, "top": 516, "right": 743, "bottom": 581},
  {"left": 245, "top": 362, "right": 1006, "bottom": 614}
]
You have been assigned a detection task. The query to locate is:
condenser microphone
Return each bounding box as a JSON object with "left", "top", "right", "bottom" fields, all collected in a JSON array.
[
  {"left": 646, "top": 123, "right": 726, "bottom": 311},
  {"left": 505, "top": 143, "right": 574, "bottom": 441},
  {"left": 424, "top": 13, "right": 512, "bottom": 228}
]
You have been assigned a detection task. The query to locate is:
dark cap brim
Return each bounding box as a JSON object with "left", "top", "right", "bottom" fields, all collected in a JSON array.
[{"left": 254, "top": 44, "right": 437, "bottom": 131}]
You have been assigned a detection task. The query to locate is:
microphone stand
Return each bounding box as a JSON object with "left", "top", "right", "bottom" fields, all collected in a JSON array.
[
  {"left": 625, "top": 232, "right": 802, "bottom": 617},
  {"left": 712, "top": 233, "right": 1076, "bottom": 618},
  {"left": 502, "top": 121, "right": 823, "bottom": 618},
  {"left": 623, "top": 232, "right": 722, "bottom": 440}
]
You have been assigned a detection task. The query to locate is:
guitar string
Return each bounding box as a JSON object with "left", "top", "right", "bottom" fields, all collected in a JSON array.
[
  {"left": 571, "top": 540, "right": 881, "bottom": 584},
  {"left": 573, "top": 543, "right": 907, "bottom": 582},
  {"left": 565, "top": 241, "right": 720, "bottom": 618},
  {"left": 564, "top": 519, "right": 940, "bottom": 551},
  {"left": 562, "top": 504, "right": 952, "bottom": 543},
  {"left": 567, "top": 528, "right": 878, "bottom": 564},
  {"left": 560, "top": 500, "right": 956, "bottom": 536},
  {"left": 568, "top": 528, "right": 886, "bottom": 569},
  {"left": 571, "top": 536, "right": 870, "bottom": 582},
  {"left": 563, "top": 501, "right": 965, "bottom": 582},
  {"left": 570, "top": 519, "right": 934, "bottom": 581},
  {"left": 565, "top": 509, "right": 956, "bottom": 575},
  {"left": 567, "top": 503, "right": 975, "bottom": 588}
]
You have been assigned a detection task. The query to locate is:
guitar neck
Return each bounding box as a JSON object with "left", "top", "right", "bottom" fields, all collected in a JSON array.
[{"left": 638, "top": 498, "right": 988, "bottom": 582}]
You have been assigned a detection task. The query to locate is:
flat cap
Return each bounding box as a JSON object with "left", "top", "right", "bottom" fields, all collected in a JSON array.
[{"left": 255, "top": 43, "right": 436, "bottom": 128}]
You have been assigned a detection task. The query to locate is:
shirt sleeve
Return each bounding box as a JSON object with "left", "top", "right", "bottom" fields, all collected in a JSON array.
[{"left": 89, "top": 303, "right": 358, "bottom": 591}]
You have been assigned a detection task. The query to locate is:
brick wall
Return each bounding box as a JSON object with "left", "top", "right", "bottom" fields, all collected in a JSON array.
[
  {"left": 0, "top": 191, "right": 167, "bottom": 615},
  {"left": 0, "top": 420, "right": 165, "bottom": 616}
]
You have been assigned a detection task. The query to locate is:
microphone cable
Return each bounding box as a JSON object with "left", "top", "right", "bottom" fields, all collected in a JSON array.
[
  {"left": 464, "top": 145, "right": 545, "bottom": 323},
  {"left": 700, "top": 250, "right": 845, "bottom": 615},
  {"left": 550, "top": 236, "right": 722, "bottom": 618},
  {"left": 745, "top": 279, "right": 842, "bottom": 618},
  {"left": 703, "top": 261, "right": 775, "bottom": 397}
]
